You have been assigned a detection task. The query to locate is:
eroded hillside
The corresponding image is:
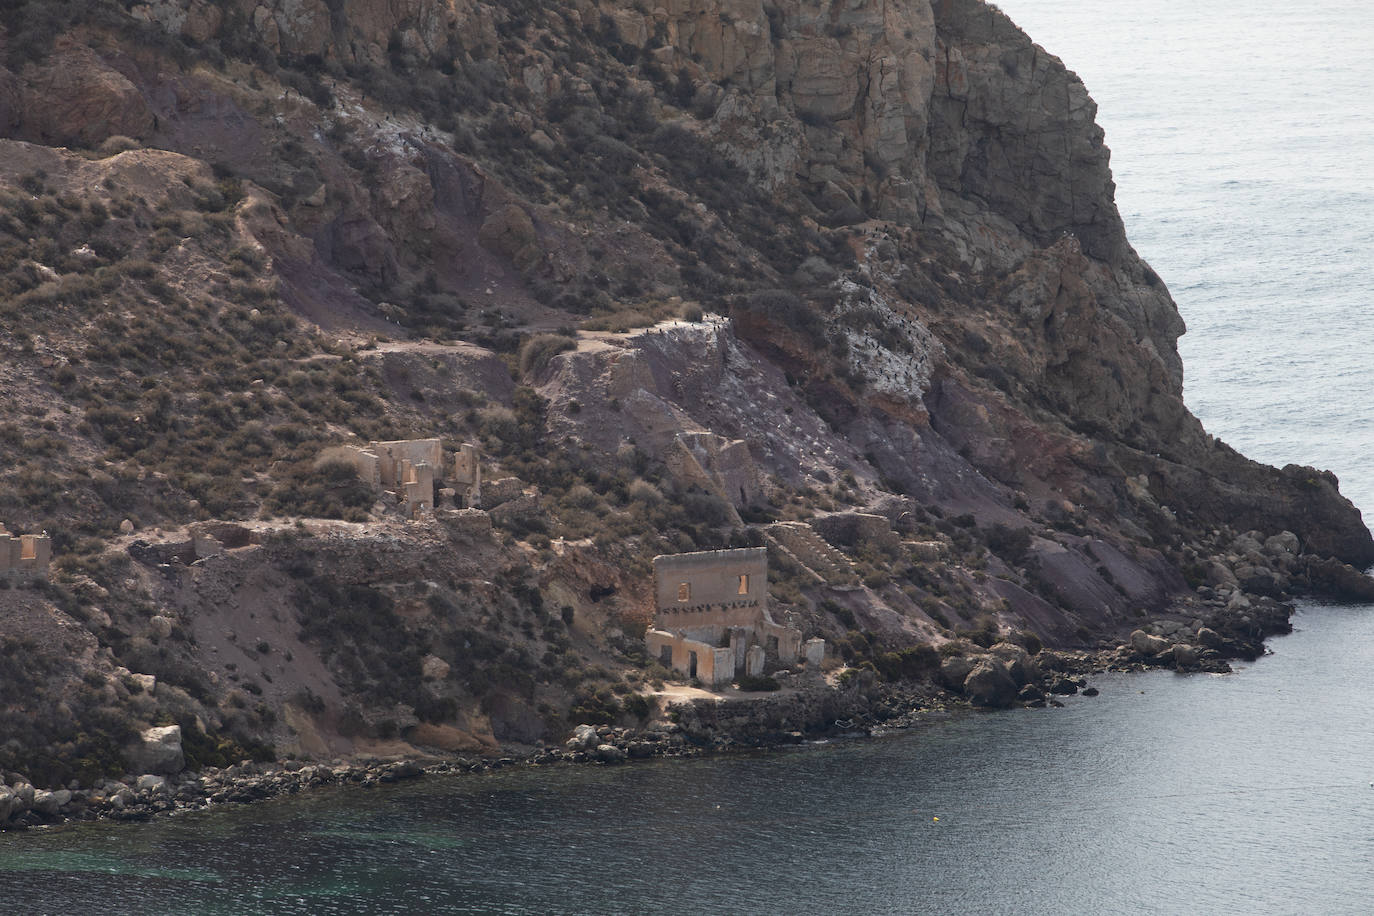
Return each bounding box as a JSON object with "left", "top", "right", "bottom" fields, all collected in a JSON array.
[{"left": 0, "top": 0, "right": 1368, "bottom": 787}]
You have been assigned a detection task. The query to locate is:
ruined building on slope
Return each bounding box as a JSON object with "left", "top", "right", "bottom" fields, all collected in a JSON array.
[
  {"left": 646, "top": 547, "right": 823, "bottom": 689},
  {"left": 317, "top": 439, "right": 483, "bottom": 518},
  {"left": 0, "top": 527, "right": 50, "bottom": 583}
]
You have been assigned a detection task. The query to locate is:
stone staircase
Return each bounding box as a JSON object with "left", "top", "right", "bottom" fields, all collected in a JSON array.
[
  {"left": 765, "top": 522, "right": 857, "bottom": 584},
  {"left": 764, "top": 535, "right": 825, "bottom": 585}
]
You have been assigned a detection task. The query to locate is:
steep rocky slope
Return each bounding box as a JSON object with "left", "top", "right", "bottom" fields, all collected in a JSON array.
[{"left": 0, "top": 0, "right": 1368, "bottom": 789}]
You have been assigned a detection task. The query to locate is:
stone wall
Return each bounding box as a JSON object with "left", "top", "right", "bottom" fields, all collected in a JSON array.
[
  {"left": 653, "top": 547, "right": 767, "bottom": 614},
  {"left": 0, "top": 529, "right": 50, "bottom": 581},
  {"left": 317, "top": 438, "right": 449, "bottom": 517}
]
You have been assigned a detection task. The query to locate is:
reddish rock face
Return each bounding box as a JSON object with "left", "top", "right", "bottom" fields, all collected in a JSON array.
[{"left": 19, "top": 39, "right": 154, "bottom": 146}]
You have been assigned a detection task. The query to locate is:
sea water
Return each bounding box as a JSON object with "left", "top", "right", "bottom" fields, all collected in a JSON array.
[
  {"left": 4, "top": 600, "right": 1374, "bottom": 914},
  {"left": 5, "top": 2, "right": 1374, "bottom": 912}
]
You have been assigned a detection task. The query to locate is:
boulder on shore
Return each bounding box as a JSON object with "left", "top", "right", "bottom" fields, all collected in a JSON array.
[
  {"left": 594, "top": 744, "right": 627, "bottom": 763},
  {"left": 127, "top": 725, "right": 185, "bottom": 775},
  {"left": 566, "top": 723, "right": 599, "bottom": 751},
  {"left": 1129, "top": 630, "right": 1170, "bottom": 656},
  {"left": 939, "top": 656, "right": 976, "bottom": 690},
  {"left": 963, "top": 660, "right": 1019, "bottom": 708}
]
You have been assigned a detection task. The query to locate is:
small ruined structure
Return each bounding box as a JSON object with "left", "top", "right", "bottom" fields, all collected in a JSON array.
[
  {"left": 451, "top": 442, "right": 482, "bottom": 508},
  {"left": 664, "top": 432, "right": 763, "bottom": 515},
  {"left": 0, "top": 527, "right": 51, "bottom": 582},
  {"left": 645, "top": 547, "right": 819, "bottom": 689},
  {"left": 317, "top": 438, "right": 441, "bottom": 517},
  {"left": 319, "top": 439, "right": 485, "bottom": 517}
]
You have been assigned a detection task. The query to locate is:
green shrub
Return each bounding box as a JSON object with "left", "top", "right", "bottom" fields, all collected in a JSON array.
[
  {"left": 518, "top": 333, "right": 576, "bottom": 379},
  {"left": 874, "top": 644, "right": 940, "bottom": 682},
  {"left": 984, "top": 523, "right": 1032, "bottom": 565}
]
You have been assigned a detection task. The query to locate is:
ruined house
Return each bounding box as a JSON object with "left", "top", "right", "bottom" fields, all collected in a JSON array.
[
  {"left": 317, "top": 439, "right": 438, "bottom": 517},
  {"left": 645, "top": 547, "right": 821, "bottom": 689},
  {"left": 318, "top": 439, "right": 485, "bottom": 517},
  {"left": 0, "top": 527, "right": 51, "bottom": 582},
  {"left": 451, "top": 442, "right": 482, "bottom": 508}
]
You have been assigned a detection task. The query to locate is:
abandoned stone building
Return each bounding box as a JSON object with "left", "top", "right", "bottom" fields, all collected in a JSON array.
[
  {"left": 645, "top": 547, "right": 823, "bottom": 689},
  {"left": 0, "top": 527, "right": 51, "bottom": 582},
  {"left": 451, "top": 442, "right": 482, "bottom": 508},
  {"left": 318, "top": 439, "right": 483, "bottom": 518}
]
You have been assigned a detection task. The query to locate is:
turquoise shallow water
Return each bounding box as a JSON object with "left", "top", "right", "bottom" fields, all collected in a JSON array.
[{"left": 6, "top": 2, "right": 1374, "bottom": 912}]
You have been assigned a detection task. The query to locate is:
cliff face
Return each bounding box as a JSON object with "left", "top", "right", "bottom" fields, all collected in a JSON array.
[{"left": 0, "top": 0, "right": 1368, "bottom": 782}]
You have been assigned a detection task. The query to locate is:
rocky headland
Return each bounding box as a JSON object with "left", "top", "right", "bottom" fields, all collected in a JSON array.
[{"left": 0, "top": 0, "right": 1371, "bottom": 828}]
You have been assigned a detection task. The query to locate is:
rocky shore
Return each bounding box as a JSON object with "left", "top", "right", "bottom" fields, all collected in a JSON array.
[
  {"left": 0, "top": 725, "right": 740, "bottom": 831},
  {"left": 0, "top": 574, "right": 1317, "bottom": 834}
]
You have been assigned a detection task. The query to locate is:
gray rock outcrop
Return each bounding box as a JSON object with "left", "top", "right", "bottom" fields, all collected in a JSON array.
[{"left": 127, "top": 725, "right": 185, "bottom": 776}]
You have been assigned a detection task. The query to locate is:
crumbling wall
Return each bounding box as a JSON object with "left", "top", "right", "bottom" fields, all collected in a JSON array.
[
  {"left": 318, "top": 438, "right": 459, "bottom": 517},
  {"left": 653, "top": 547, "right": 767, "bottom": 612},
  {"left": 316, "top": 445, "right": 381, "bottom": 487},
  {"left": 369, "top": 439, "right": 442, "bottom": 482},
  {"left": 452, "top": 442, "right": 482, "bottom": 508},
  {"left": 0, "top": 529, "right": 51, "bottom": 581},
  {"left": 646, "top": 630, "right": 733, "bottom": 688},
  {"left": 399, "top": 459, "right": 434, "bottom": 516}
]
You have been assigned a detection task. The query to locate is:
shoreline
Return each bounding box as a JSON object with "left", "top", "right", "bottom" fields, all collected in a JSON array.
[{"left": 0, "top": 588, "right": 1302, "bottom": 833}]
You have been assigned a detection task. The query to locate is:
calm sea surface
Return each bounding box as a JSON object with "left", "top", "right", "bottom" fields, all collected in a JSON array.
[
  {"left": 6, "top": 1, "right": 1374, "bottom": 912},
  {"left": 4, "top": 602, "right": 1374, "bottom": 914}
]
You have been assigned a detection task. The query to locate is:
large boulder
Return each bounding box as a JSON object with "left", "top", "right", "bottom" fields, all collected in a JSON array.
[
  {"left": 421, "top": 654, "right": 451, "bottom": 680},
  {"left": 1196, "top": 627, "right": 1225, "bottom": 650},
  {"left": 1264, "top": 531, "right": 1300, "bottom": 557},
  {"left": 987, "top": 642, "right": 1038, "bottom": 686},
  {"left": 565, "top": 723, "right": 599, "bottom": 752},
  {"left": 478, "top": 204, "right": 542, "bottom": 271},
  {"left": 135, "top": 774, "right": 168, "bottom": 792},
  {"left": 1303, "top": 557, "right": 1374, "bottom": 601},
  {"left": 1171, "top": 644, "right": 1200, "bottom": 668},
  {"left": 127, "top": 725, "right": 185, "bottom": 775},
  {"left": 963, "top": 659, "right": 1019, "bottom": 708},
  {"left": 30, "top": 789, "right": 70, "bottom": 817},
  {"left": 1129, "top": 630, "right": 1171, "bottom": 656},
  {"left": 594, "top": 744, "right": 627, "bottom": 764},
  {"left": 1235, "top": 565, "right": 1284, "bottom": 597},
  {"left": 939, "top": 655, "right": 977, "bottom": 690}
]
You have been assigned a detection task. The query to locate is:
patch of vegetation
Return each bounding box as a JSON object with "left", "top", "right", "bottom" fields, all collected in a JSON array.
[{"left": 735, "top": 674, "right": 780, "bottom": 692}]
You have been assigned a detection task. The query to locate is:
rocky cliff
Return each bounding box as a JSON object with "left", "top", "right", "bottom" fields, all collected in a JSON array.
[{"left": 0, "top": 0, "right": 1368, "bottom": 790}]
